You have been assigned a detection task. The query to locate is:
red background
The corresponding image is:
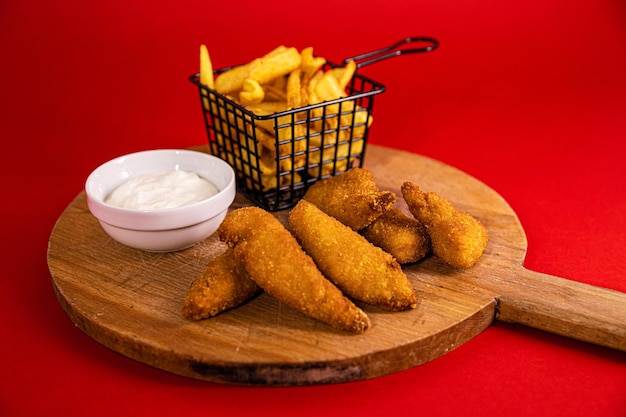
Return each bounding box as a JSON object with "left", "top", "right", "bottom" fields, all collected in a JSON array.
[{"left": 1, "top": 0, "right": 625, "bottom": 416}]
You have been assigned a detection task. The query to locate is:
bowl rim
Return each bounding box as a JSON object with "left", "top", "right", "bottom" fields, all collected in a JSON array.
[{"left": 85, "top": 149, "right": 236, "bottom": 230}]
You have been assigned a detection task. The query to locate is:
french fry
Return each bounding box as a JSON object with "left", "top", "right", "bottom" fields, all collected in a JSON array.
[
  {"left": 263, "top": 84, "right": 287, "bottom": 102},
  {"left": 215, "top": 58, "right": 260, "bottom": 94},
  {"left": 199, "top": 44, "right": 215, "bottom": 89},
  {"left": 269, "top": 74, "right": 288, "bottom": 91},
  {"left": 247, "top": 101, "right": 289, "bottom": 116},
  {"left": 286, "top": 68, "right": 302, "bottom": 108},
  {"left": 248, "top": 47, "right": 302, "bottom": 85},
  {"left": 263, "top": 45, "right": 289, "bottom": 58},
  {"left": 300, "top": 47, "right": 326, "bottom": 78},
  {"left": 239, "top": 79, "right": 265, "bottom": 106},
  {"left": 314, "top": 71, "right": 346, "bottom": 102},
  {"left": 329, "top": 59, "right": 356, "bottom": 89},
  {"left": 200, "top": 45, "right": 217, "bottom": 112}
]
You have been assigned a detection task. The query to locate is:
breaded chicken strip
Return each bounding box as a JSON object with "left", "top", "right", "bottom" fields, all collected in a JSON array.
[
  {"left": 218, "top": 206, "right": 370, "bottom": 334},
  {"left": 303, "top": 168, "right": 395, "bottom": 230},
  {"left": 182, "top": 248, "right": 261, "bottom": 320},
  {"left": 401, "top": 182, "right": 488, "bottom": 269},
  {"left": 361, "top": 207, "right": 431, "bottom": 264},
  {"left": 289, "top": 200, "right": 417, "bottom": 311}
]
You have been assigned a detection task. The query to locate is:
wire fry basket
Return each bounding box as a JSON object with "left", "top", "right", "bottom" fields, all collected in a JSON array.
[{"left": 189, "top": 37, "right": 438, "bottom": 211}]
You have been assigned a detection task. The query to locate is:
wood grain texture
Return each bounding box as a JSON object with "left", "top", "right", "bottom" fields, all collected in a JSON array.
[{"left": 47, "top": 144, "right": 626, "bottom": 386}]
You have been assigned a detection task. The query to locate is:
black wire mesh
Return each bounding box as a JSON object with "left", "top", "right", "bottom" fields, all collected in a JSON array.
[{"left": 189, "top": 63, "right": 386, "bottom": 211}]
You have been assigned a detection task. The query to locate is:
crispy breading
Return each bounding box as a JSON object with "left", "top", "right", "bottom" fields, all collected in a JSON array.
[
  {"left": 302, "top": 168, "right": 396, "bottom": 230},
  {"left": 401, "top": 182, "right": 488, "bottom": 269},
  {"left": 289, "top": 200, "right": 417, "bottom": 311},
  {"left": 218, "top": 206, "right": 370, "bottom": 334},
  {"left": 181, "top": 248, "right": 261, "bottom": 320},
  {"left": 361, "top": 207, "right": 431, "bottom": 264}
]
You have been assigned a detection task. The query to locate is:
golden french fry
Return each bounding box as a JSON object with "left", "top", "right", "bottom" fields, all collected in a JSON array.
[
  {"left": 199, "top": 45, "right": 218, "bottom": 113},
  {"left": 263, "top": 45, "right": 289, "bottom": 58},
  {"left": 200, "top": 44, "right": 215, "bottom": 89},
  {"left": 342, "top": 60, "right": 357, "bottom": 88},
  {"left": 249, "top": 47, "right": 302, "bottom": 85},
  {"left": 214, "top": 58, "right": 260, "bottom": 95},
  {"left": 307, "top": 146, "right": 351, "bottom": 178},
  {"left": 312, "top": 73, "right": 347, "bottom": 134},
  {"left": 329, "top": 59, "right": 356, "bottom": 89},
  {"left": 301, "top": 47, "right": 326, "bottom": 78},
  {"left": 258, "top": 145, "right": 277, "bottom": 174},
  {"left": 286, "top": 68, "right": 302, "bottom": 108},
  {"left": 270, "top": 74, "right": 288, "bottom": 90},
  {"left": 247, "top": 101, "right": 289, "bottom": 116},
  {"left": 315, "top": 71, "right": 346, "bottom": 102},
  {"left": 263, "top": 84, "right": 287, "bottom": 102},
  {"left": 239, "top": 79, "right": 265, "bottom": 106},
  {"left": 254, "top": 124, "right": 277, "bottom": 149},
  {"left": 275, "top": 114, "right": 306, "bottom": 143},
  {"left": 307, "top": 70, "right": 324, "bottom": 101},
  {"left": 271, "top": 170, "right": 302, "bottom": 189}
]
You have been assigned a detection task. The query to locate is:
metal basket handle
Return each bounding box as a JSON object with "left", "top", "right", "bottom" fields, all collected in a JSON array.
[{"left": 342, "top": 36, "right": 439, "bottom": 68}]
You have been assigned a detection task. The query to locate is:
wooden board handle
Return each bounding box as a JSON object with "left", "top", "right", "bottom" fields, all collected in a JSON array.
[{"left": 496, "top": 269, "right": 626, "bottom": 351}]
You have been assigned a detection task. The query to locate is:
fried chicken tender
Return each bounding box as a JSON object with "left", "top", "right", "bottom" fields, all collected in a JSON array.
[
  {"left": 218, "top": 206, "right": 370, "bottom": 334},
  {"left": 303, "top": 168, "right": 396, "bottom": 230},
  {"left": 361, "top": 208, "right": 431, "bottom": 264},
  {"left": 401, "top": 182, "right": 488, "bottom": 269},
  {"left": 289, "top": 200, "right": 417, "bottom": 311},
  {"left": 182, "top": 248, "right": 261, "bottom": 320}
]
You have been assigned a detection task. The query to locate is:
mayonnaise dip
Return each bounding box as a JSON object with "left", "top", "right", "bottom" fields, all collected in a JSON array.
[{"left": 105, "top": 170, "right": 219, "bottom": 210}]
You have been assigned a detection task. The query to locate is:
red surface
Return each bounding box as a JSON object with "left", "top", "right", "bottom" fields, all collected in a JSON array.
[{"left": 1, "top": 0, "right": 625, "bottom": 415}]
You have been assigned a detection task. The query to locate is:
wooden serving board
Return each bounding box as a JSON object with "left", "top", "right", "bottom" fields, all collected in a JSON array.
[{"left": 48, "top": 144, "right": 626, "bottom": 386}]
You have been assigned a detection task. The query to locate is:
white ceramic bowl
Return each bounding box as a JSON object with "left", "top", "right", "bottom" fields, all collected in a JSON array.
[{"left": 85, "top": 149, "right": 236, "bottom": 252}]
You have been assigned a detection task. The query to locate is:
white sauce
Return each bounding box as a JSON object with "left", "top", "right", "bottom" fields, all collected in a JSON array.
[{"left": 105, "top": 170, "right": 219, "bottom": 210}]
